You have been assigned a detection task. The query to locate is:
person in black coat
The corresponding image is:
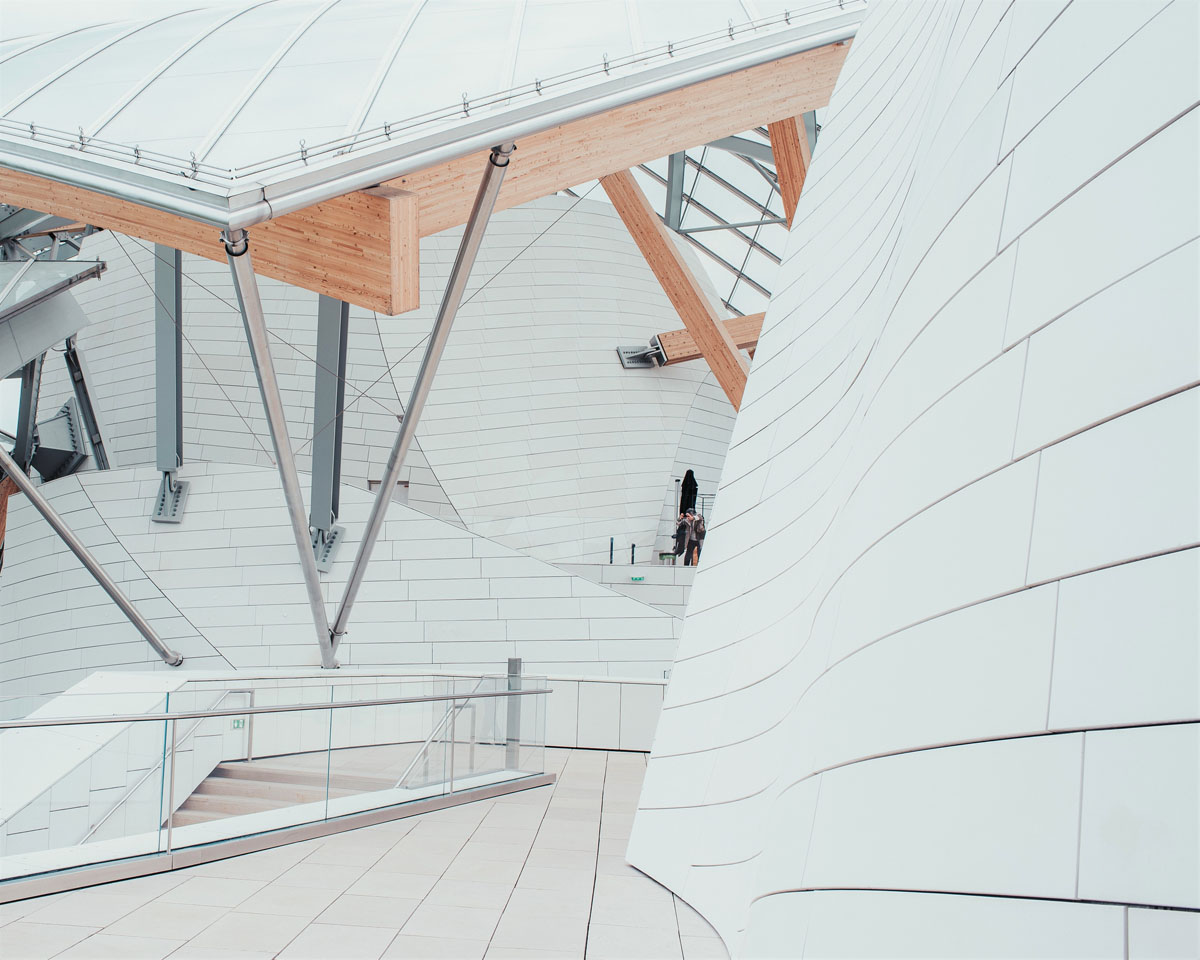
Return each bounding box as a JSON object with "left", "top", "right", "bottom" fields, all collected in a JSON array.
[
  {"left": 679, "top": 469, "right": 698, "bottom": 516},
  {"left": 673, "top": 514, "right": 689, "bottom": 559}
]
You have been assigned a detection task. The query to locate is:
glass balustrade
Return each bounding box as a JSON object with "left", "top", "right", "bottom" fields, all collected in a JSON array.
[{"left": 0, "top": 671, "right": 549, "bottom": 897}]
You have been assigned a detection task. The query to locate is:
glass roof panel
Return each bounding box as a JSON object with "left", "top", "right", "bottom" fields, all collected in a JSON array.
[{"left": 0, "top": 259, "right": 104, "bottom": 322}]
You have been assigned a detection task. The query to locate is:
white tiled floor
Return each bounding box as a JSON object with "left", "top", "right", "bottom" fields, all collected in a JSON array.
[{"left": 0, "top": 750, "right": 726, "bottom": 960}]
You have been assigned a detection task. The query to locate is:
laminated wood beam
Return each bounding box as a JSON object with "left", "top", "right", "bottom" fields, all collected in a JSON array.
[
  {"left": 0, "top": 170, "right": 418, "bottom": 315},
  {"left": 658, "top": 312, "right": 764, "bottom": 365},
  {"left": 602, "top": 168, "right": 749, "bottom": 409},
  {"left": 0, "top": 41, "right": 847, "bottom": 316},
  {"left": 768, "top": 115, "right": 812, "bottom": 226},
  {"left": 389, "top": 42, "right": 849, "bottom": 236}
]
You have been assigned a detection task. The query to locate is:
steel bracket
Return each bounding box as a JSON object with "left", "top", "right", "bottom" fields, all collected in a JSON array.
[
  {"left": 312, "top": 524, "right": 345, "bottom": 573},
  {"left": 152, "top": 471, "right": 189, "bottom": 523},
  {"left": 617, "top": 338, "right": 666, "bottom": 369}
]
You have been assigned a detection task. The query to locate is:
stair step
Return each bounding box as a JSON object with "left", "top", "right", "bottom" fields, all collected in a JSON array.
[
  {"left": 170, "top": 809, "right": 217, "bottom": 827},
  {"left": 193, "top": 777, "right": 331, "bottom": 804},
  {"left": 213, "top": 761, "right": 393, "bottom": 793},
  {"left": 178, "top": 793, "right": 283, "bottom": 816}
]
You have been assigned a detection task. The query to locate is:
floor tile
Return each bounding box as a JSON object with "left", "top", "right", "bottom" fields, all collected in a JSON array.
[
  {"left": 585, "top": 922, "right": 683, "bottom": 959},
  {"left": 347, "top": 871, "right": 439, "bottom": 900},
  {"left": 0, "top": 921, "right": 99, "bottom": 960},
  {"left": 490, "top": 906, "right": 587, "bottom": 953},
  {"left": 383, "top": 935, "right": 487, "bottom": 959},
  {"left": 104, "top": 901, "right": 225, "bottom": 940},
  {"left": 236, "top": 883, "right": 340, "bottom": 919},
  {"left": 316, "top": 894, "right": 420, "bottom": 929},
  {"left": 56, "top": 933, "right": 184, "bottom": 959},
  {"left": 485, "top": 947, "right": 573, "bottom": 959},
  {"left": 157, "top": 876, "right": 266, "bottom": 907},
  {"left": 187, "top": 912, "right": 309, "bottom": 953},
  {"left": 275, "top": 862, "right": 365, "bottom": 891},
  {"left": 24, "top": 892, "right": 145, "bottom": 927},
  {"left": 425, "top": 879, "right": 515, "bottom": 910},
  {"left": 277, "top": 922, "right": 397, "bottom": 959},
  {"left": 403, "top": 902, "right": 501, "bottom": 941},
  {"left": 442, "top": 858, "right": 523, "bottom": 885}
]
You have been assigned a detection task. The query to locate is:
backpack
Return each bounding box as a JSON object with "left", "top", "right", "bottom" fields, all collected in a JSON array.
[{"left": 694, "top": 515, "right": 705, "bottom": 539}]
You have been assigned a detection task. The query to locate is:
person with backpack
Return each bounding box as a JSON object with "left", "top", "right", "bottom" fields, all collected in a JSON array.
[
  {"left": 673, "top": 513, "right": 689, "bottom": 561},
  {"left": 685, "top": 508, "right": 705, "bottom": 566}
]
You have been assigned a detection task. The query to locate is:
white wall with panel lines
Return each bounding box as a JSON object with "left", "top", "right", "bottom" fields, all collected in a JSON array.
[
  {"left": 33, "top": 197, "right": 734, "bottom": 563},
  {"left": 1, "top": 463, "right": 681, "bottom": 706},
  {"left": 628, "top": 1, "right": 1200, "bottom": 956}
]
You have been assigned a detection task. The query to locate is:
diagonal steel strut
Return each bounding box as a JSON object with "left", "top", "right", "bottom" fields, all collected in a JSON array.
[
  {"left": 329, "top": 141, "right": 515, "bottom": 650},
  {"left": 0, "top": 442, "right": 182, "bottom": 666},
  {"left": 223, "top": 229, "right": 335, "bottom": 668}
]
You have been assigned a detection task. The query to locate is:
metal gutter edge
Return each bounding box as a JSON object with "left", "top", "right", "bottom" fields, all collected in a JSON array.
[{"left": 0, "top": 5, "right": 864, "bottom": 231}]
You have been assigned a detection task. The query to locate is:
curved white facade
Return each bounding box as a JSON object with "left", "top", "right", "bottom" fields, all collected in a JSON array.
[{"left": 630, "top": 1, "right": 1199, "bottom": 956}]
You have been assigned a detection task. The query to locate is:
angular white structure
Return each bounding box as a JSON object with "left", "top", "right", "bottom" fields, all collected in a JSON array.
[{"left": 630, "top": 1, "right": 1200, "bottom": 956}]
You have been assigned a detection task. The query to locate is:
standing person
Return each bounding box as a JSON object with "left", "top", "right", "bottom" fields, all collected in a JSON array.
[
  {"left": 679, "top": 469, "right": 698, "bottom": 516},
  {"left": 673, "top": 513, "right": 688, "bottom": 561},
  {"left": 689, "top": 510, "right": 706, "bottom": 566},
  {"left": 683, "top": 508, "right": 698, "bottom": 566}
]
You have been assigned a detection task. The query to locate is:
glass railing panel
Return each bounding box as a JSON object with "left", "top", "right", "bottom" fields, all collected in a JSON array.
[
  {"left": 0, "top": 671, "right": 551, "bottom": 890},
  {"left": 160, "top": 687, "right": 334, "bottom": 853},
  {"left": 0, "top": 694, "right": 170, "bottom": 882}
]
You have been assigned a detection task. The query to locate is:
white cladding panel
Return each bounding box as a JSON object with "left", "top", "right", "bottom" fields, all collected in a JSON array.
[{"left": 629, "top": 1, "right": 1200, "bottom": 954}]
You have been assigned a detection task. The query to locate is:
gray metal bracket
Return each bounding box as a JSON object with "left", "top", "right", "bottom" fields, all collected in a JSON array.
[
  {"left": 63, "top": 336, "right": 110, "bottom": 470},
  {"left": 617, "top": 339, "right": 666, "bottom": 369},
  {"left": 312, "top": 524, "right": 345, "bottom": 573},
  {"left": 151, "top": 471, "right": 189, "bottom": 523},
  {"left": 30, "top": 399, "right": 87, "bottom": 481}
]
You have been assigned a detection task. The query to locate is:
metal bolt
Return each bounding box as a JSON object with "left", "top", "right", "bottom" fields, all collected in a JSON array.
[{"left": 462, "top": 92, "right": 470, "bottom": 116}]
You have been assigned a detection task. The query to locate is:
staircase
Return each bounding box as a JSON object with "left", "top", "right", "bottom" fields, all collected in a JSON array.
[{"left": 171, "top": 756, "right": 395, "bottom": 827}]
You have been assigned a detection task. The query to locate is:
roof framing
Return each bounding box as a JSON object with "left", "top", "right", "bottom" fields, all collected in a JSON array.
[{"left": 0, "top": 37, "right": 851, "bottom": 313}]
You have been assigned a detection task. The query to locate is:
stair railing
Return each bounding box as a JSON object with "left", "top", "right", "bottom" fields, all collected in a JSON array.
[
  {"left": 394, "top": 677, "right": 486, "bottom": 790},
  {"left": 80, "top": 688, "right": 253, "bottom": 844}
]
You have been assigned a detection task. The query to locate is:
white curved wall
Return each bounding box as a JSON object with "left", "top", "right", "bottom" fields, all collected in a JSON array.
[
  {"left": 629, "top": 1, "right": 1200, "bottom": 956},
  {"left": 0, "top": 462, "right": 681, "bottom": 706}
]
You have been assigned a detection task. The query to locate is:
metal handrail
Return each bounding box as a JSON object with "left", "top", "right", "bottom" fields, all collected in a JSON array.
[
  {"left": 0, "top": 687, "right": 550, "bottom": 730},
  {"left": 395, "top": 694, "right": 481, "bottom": 789},
  {"left": 79, "top": 688, "right": 252, "bottom": 843}
]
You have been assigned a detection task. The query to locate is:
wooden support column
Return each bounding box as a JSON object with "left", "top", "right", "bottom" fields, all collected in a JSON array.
[
  {"left": 768, "top": 115, "right": 812, "bottom": 226},
  {"left": 601, "top": 169, "right": 749, "bottom": 409},
  {"left": 657, "top": 312, "right": 764, "bottom": 365}
]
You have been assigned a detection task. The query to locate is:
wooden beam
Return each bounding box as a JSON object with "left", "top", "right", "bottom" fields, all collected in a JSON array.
[
  {"left": 0, "top": 41, "right": 848, "bottom": 315},
  {"left": 0, "top": 169, "right": 419, "bottom": 315},
  {"left": 768, "top": 115, "right": 812, "bottom": 226},
  {"left": 658, "top": 312, "right": 764, "bottom": 365},
  {"left": 0, "top": 475, "right": 17, "bottom": 554},
  {"left": 392, "top": 42, "right": 848, "bottom": 238},
  {"left": 602, "top": 169, "right": 749, "bottom": 409}
]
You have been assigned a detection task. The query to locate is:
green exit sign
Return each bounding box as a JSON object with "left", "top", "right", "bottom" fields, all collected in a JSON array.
[
  {"left": 631, "top": 576, "right": 644, "bottom": 582},
  {"left": 231, "top": 718, "right": 245, "bottom": 730}
]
